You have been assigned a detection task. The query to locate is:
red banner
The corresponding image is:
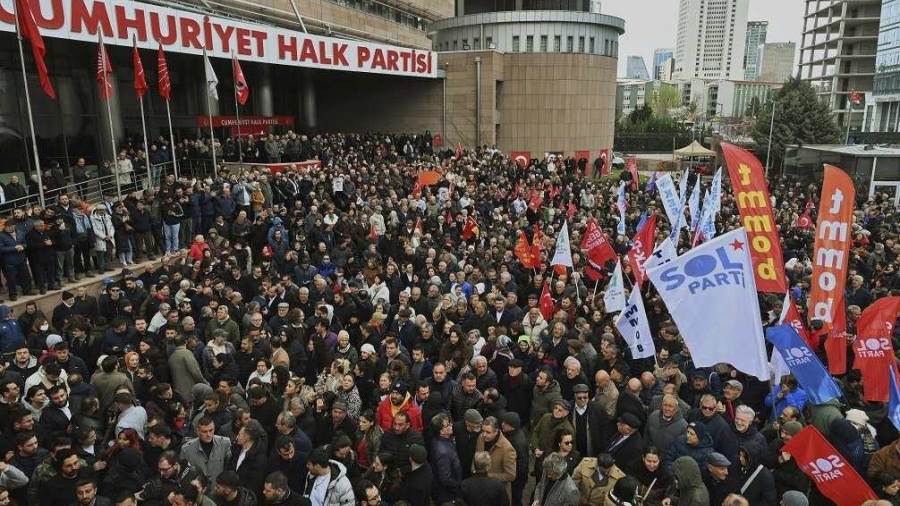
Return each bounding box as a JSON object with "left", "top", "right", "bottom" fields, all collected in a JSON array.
[
  {"left": 197, "top": 115, "right": 295, "bottom": 128},
  {"left": 433, "top": 134, "right": 443, "bottom": 147},
  {"left": 580, "top": 219, "right": 618, "bottom": 282},
  {"left": 721, "top": 143, "right": 787, "bottom": 293},
  {"left": 627, "top": 214, "right": 657, "bottom": 288},
  {"left": 626, "top": 156, "right": 639, "bottom": 191},
  {"left": 599, "top": 149, "right": 610, "bottom": 177},
  {"left": 854, "top": 296, "right": 900, "bottom": 401},
  {"left": 515, "top": 231, "right": 541, "bottom": 269},
  {"left": 539, "top": 282, "right": 555, "bottom": 321},
  {"left": 783, "top": 426, "right": 877, "bottom": 505},
  {"left": 809, "top": 165, "right": 856, "bottom": 330},
  {"left": 510, "top": 151, "right": 531, "bottom": 168},
  {"left": 222, "top": 160, "right": 320, "bottom": 174}
]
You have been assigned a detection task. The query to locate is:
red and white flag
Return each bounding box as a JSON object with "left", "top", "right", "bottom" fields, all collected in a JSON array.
[
  {"left": 15, "top": 0, "right": 55, "bottom": 98},
  {"left": 539, "top": 282, "right": 555, "bottom": 321},
  {"left": 157, "top": 43, "right": 171, "bottom": 101},
  {"left": 627, "top": 213, "right": 657, "bottom": 288},
  {"left": 232, "top": 54, "right": 249, "bottom": 105},
  {"left": 854, "top": 296, "right": 900, "bottom": 402},
  {"left": 783, "top": 426, "right": 877, "bottom": 505},
  {"left": 96, "top": 36, "right": 114, "bottom": 101},
  {"left": 580, "top": 219, "right": 618, "bottom": 282},
  {"left": 132, "top": 37, "right": 148, "bottom": 99}
]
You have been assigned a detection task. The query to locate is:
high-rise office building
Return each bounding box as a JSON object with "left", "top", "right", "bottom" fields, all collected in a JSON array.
[
  {"left": 626, "top": 56, "right": 651, "bottom": 79},
  {"left": 870, "top": 0, "right": 900, "bottom": 132},
  {"left": 757, "top": 42, "right": 796, "bottom": 82},
  {"left": 674, "top": 0, "right": 750, "bottom": 80},
  {"left": 744, "top": 21, "right": 768, "bottom": 80},
  {"left": 653, "top": 48, "right": 674, "bottom": 79},
  {"left": 800, "top": 0, "right": 880, "bottom": 130}
]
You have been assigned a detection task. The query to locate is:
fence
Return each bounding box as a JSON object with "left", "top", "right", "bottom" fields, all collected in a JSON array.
[{"left": 614, "top": 133, "right": 696, "bottom": 153}]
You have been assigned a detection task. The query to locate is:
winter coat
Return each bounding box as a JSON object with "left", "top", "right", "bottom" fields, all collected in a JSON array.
[
  {"left": 180, "top": 434, "right": 232, "bottom": 482},
  {"left": 531, "top": 413, "right": 575, "bottom": 454},
  {"left": 168, "top": 346, "right": 208, "bottom": 404},
  {"left": 645, "top": 408, "right": 689, "bottom": 451},
  {"left": 735, "top": 445, "right": 776, "bottom": 506},
  {"left": 474, "top": 432, "right": 517, "bottom": 498},
  {"left": 0, "top": 231, "right": 27, "bottom": 265},
  {"left": 90, "top": 210, "right": 116, "bottom": 252},
  {"left": 431, "top": 436, "right": 463, "bottom": 505},
  {"left": 531, "top": 379, "right": 563, "bottom": 426},
  {"left": 572, "top": 458, "right": 626, "bottom": 506},
  {"left": 663, "top": 425, "right": 715, "bottom": 476},
  {"left": 672, "top": 457, "right": 710, "bottom": 506},
  {"left": 300, "top": 460, "right": 355, "bottom": 506},
  {"left": 533, "top": 467, "right": 580, "bottom": 506}
]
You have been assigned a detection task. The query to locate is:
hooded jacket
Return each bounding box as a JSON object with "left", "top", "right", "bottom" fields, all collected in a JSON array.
[
  {"left": 735, "top": 445, "right": 776, "bottom": 506},
  {"left": 301, "top": 460, "right": 355, "bottom": 506},
  {"left": 663, "top": 423, "right": 715, "bottom": 476},
  {"left": 672, "top": 456, "right": 710, "bottom": 506},
  {"left": 530, "top": 379, "right": 563, "bottom": 426}
]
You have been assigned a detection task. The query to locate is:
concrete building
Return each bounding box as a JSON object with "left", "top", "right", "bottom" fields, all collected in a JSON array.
[
  {"left": 674, "top": 0, "right": 750, "bottom": 80},
  {"left": 653, "top": 48, "right": 674, "bottom": 79},
  {"left": 757, "top": 42, "right": 797, "bottom": 82},
  {"left": 744, "top": 21, "right": 769, "bottom": 80},
  {"left": 868, "top": 0, "right": 900, "bottom": 132},
  {"left": 0, "top": 0, "right": 455, "bottom": 168},
  {"left": 626, "top": 56, "right": 651, "bottom": 79},
  {"left": 657, "top": 58, "right": 676, "bottom": 81},
  {"left": 429, "top": 2, "right": 625, "bottom": 155},
  {"left": 674, "top": 78, "right": 780, "bottom": 119},
  {"left": 799, "top": 0, "right": 880, "bottom": 131},
  {"left": 616, "top": 79, "right": 662, "bottom": 117}
]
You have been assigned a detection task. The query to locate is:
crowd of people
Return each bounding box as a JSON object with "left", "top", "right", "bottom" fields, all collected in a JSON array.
[{"left": 0, "top": 130, "right": 897, "bottom": 506}]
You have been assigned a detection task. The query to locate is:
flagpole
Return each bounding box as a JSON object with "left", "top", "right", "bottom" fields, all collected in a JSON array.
[
  {"left": 13, "top": 2, "right": 46, "bottom": 208},
  {"left": 232, "top": 52, "right": 243, "bottom": 165},
  {"left": 100, "top": 34, "right": 122, "bottom": 200},
  {"left": 204, "top": 49, "right": 218, "bottom": 178},
  {"left": 165, "top": 98, "right": 178, "bottom": 180},
  {"left": 138, "top": 93, "right": 151, "bottom": 192}
]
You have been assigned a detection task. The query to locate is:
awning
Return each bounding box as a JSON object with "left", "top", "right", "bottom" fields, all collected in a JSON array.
[{"left": 674, "top": 140, "right": 716, "bottom": 157}]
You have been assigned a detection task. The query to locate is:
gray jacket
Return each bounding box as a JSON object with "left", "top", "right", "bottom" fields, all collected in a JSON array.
[
  {"left": 645, "top": 408, "right": 689, "bottom": 451},
  {"left": 180, "top": 435, "right": 232, "bottom": 482},
  {"left": 533, "top": 470, "right": 579, "bottom": 506},
  {"left": 0, "top": 463, "right": 29, "bottom": 489}
]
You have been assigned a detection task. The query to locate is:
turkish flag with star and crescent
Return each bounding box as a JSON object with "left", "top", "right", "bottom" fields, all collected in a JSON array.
[{"left": 232, "top": 53, "right": 250, "bottom": 105}]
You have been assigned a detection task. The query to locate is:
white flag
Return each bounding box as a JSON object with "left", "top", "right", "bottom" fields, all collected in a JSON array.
[
  {"left": 770, "top": 290, "right": 792, "bottom": 381},
  {"left": 204, "top": 50, "right": 218, "bottom": 101},
  {"left": 710, "top": 167, "right": 723, "bottom": 215},
  {"left": 644, "top": 236, "right": 677, "bottom": 270},
  {"left": 616, "top": 182, "right": 627, "bottom": 236},
  {"left": 647, "top": 227, "right": 769, "bottom": 380},
  {"left": 678, "top": 168, "right": 689, "bottom": 200},
  {"left": 551, "top": 220, "right": 573, "bottom": 268},
  {"left": 603, "top": 261, "right": 626, "bottom": 313},
  {"left": 615, "top": 287, "right": 656, "bottom": 359},
  {"left": 655, "top": 174, "right": 682, "bottom": 235},
  {"left": 688, "top": 178, "right": 701, "bottom": 231}
]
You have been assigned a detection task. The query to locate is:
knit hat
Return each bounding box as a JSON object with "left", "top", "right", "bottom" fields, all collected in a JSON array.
[
  {"left": 782, "top": 421, "right": 803, "bottom": 436},
  {"left": 781, "top": 491, "right": 809, "bottom": 506},
  {"left": 361, "top": 343, "right": 376, "bottom": 355},
  {"left": 687, "top": 421, "right": 709, "bottom": 440},
  {"left": 518, "top": 335, "right": 531, "bottom": 344},
  {"left": 845, "top": 409, "right": 869, "bottom": 428},
  {"left": 501, "top": 412, "right": 521, "bottom": 430},
  {"left": 464, "top": 409, "right": 483, "bottom": 424}
]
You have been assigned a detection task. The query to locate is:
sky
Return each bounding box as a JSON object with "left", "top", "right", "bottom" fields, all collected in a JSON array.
[{"left": 604, "top": 0, "right": 806, "bottom": 77}]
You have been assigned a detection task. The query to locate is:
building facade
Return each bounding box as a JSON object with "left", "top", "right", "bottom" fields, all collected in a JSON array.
[
  {"left": 616, "top": 79, "right": 662, "bottom": 117},
  {"left": 0, "top": 0, "right": 454, "bottom": 173},
  {"left": 674, "top": 0, "right": 750, "bottom": 80},
  {"left": 626, "top": 56, "right": 651, "bottom": 79},
  {"left": 799, "top": 0, "right": 880, "bottom": 131},
  {"left": 429, "top": 6, "right": 624, "bottom": 156},
  {"left": 757, "top": 42, "right": 796, "bottom": 82},
  {"left": 653, "top": 47, "right": 675, "bottom": 79},
  {"left": 674, "top": 78, "right": 779, "bottom": 119},
  {"left": 868, "top": 0, "right": 900, "bottom": 131},
  {"left": 743, "top": 21, "right": 769, "bottom": 80}
]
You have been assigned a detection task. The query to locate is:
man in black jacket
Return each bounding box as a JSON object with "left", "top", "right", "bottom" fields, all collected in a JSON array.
[
  {"left": 25, "top": 220, "right": 58, "bottom": 293},
  {"left": 500, "top": 412, "right": 528, "bottom": 506},
  {"left": 400, "top": 444, "right": 432, "bottom": 506},
  {"left": 460, "top": 451, "right": 509, "bottom": 506},
  {"left": 260, "top": 471, "right": 303, "bottom": 506},
  {"left": 40, "top": 448, "right": 90, "bottom": 506},
  {"left": 380, "top": 412, "right": 425, "bottom": 475},
  {"left": 570, "top": 383, "right": 611, "bottom": 458},
  {"left": 39, "top": 385, "right": 71, "bottom": 447}
]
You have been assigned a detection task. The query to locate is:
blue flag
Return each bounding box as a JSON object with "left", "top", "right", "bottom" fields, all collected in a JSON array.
[
  {"left": 646, "top": 172, "right": 657, "bottom": 193},
  {"left": 766, "top": 324, "right": 843, "bottom": 404},
  {"left": 889, "top": 366, "right": 900, "bottom": 430}
]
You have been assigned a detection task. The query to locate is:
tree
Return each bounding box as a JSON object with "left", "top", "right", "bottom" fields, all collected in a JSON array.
[
  {"left": 628, "top": 104, "right": 653, "bottom": 125},
  {"left": 648, "top": 84, "right": 681, "bottom": 117},
  {"left": 744, "top": 96, "right": 761, "bottom": 119},
  {"left": 752, "top": 77, "right": 841, "bottom": 168}
]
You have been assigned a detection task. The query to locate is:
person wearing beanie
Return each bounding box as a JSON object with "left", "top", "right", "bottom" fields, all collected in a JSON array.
[
  {"left": 662, "top": 422, "right": 715, "bottom": 475},
  {"left": 375, "top": 381, "right": 423, "bottom": 433},
  {"left": 781, "top": 490, "right": 809, "bottom": 506},
  {"left": 399, "top": 443, "right": 432, "bottom": 506}
]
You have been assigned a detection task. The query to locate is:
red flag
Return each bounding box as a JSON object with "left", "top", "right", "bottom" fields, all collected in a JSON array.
[
  {"left": 810, "top": 165, "right": 855, "bottom": 330},
  {"left": 132, "top": 38, "right": 148, "bottom": 99},
  {"left": 626, "top": 214, "right": 657, "bottom": 288},
  {"left": 15, "top": 0, "right": 55, "bottom": 99},
  {"left": 793, "top": 209, "right": 814, "bottom": 230},
  {"left": 783, "top": 426, "right": 877, "bottom": 505},
  {"left": 825, "top": 292, "right": 849, "bottom": 375},
  {"left": 853, "top": 296, "right": 900, "bottom": 401},
  {"left": 783, "top": 297, "right": 814, "bottom": 350},
  {"left": 510, "top": 151, "right": 531, "bottom": 168},
  {"left": 580, "top": 219, "right": 618, "bottom": 281},
  {"left": 515, "top": 231, "right": 540, "bottom": 269},
  {"left": 157, "top": 43, "right": 171, "bottom": 101},
  {"left": 413, "top": 218, "right": 422, "bottom": 237},
  {"left": 528, "top": 191, "right": 543, "bottom": 211},
  {"left": 566, "top": 202, "right": 576, "bottom": 220},
  {"left": 626, "top": 156, "right": 639, "bottom": 191},
  {"left": 444, "top": 210, "right": 453, "bottom": 226},
  {"left": 539, "top": 283, "right": 555, "bottom": 321},
  {"left": 232, "top": 53, "right": 249, "bottom": 105},
  {"left": 462, "top": 216, "right": 479, "bottom": 241},
  {"left": 96, "top": 37, "right": 114, "bottom": 101}
]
